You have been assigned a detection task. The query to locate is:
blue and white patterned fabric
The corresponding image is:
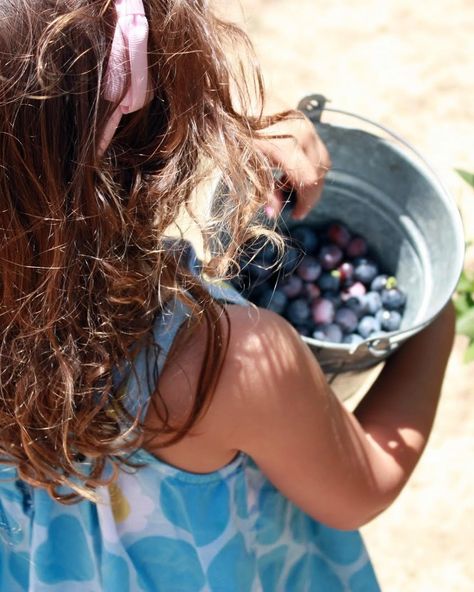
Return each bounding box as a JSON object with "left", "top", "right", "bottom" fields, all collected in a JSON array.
[{"left": 0, "top": 247, "right": 380, "bottom": 591}]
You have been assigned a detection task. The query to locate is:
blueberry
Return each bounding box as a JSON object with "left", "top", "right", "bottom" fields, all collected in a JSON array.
[
  {"left": 381, "top": 288, "right": 406, "bottom": 311},
  {"left": 338, "top": 261, "right": 354, "bottom": 284},
  {"left": 311, "top": 298, "right": 336, "bottom": 325},
  {"left": 302, "top": 282, "right": 321, "bottom": 301},
  {"left": 247, "top": 261, "right": 274, "bottom": 285},
  {"left": 335, "top": 307, "right": 359, "bottom": 334},
  {"left": 236, "top": 221, "right": 406, "bottom": 343},
  {"left": 312, "top": 328, "right": 328, "bottom": 342},
  {"left": 375, "top": 309, "right": 385, "bottom": 324},
  {"left": 343, "top": 333, "right": 364, "bottom": 346},
  {"left": 327, "top": 223, "right": 352, "bottom": 249},
  {"left": 346, "top": 236, "right": 368, "bottom": 259},
  {"left": 281, "top": 245, "right": 303, "bottom": 275},
  {"left": 370, "top": 274, "right": 389, "bottom": 292},
  {"left": 285, "top": 298, "right": 311, "bottom": 325},
  {"left": 319, "top": 245, "right": 343, "bottom": 270},
  {"left": 318, "top": 271, "right": 341, "bottom": 292},
  {"left": 354, "top": 259, "right": 379, "bottom": 286},
  {"left": 296, "top": 256, "right": 322, "bottom": 282},
  {"left": 322, "top": 290, "right": 342, "bottom": 309},
  {"left": 311, "top": 323, "right": 343, "bottom": 343},
  {"left": 357, "top": 315, "right": 381, "bottom": 338},
  {"left": 378, "top": 309, "right": 402, "bottom": 332},
  {"left": 254, "top": 241, "right": 279, "bottom": 267},
  {"left": 323, "top": 323, "right": 344, "bottom": 343},
  {"left": 240, "top": 238, "right": 277, "bottom": 273},
  {"left": 258, "top": 288, "right": 288, "bottom": 314},
  {"left": 291, "top": 225, "right": 318, "bottom": 253},
  {"left": 363, "top": 291, "right": 383, "bottom": 315},
  {"left": 345, "top": 295, "right": 366, "bottom": 318},
  {"left": 352, "top": 256, "right": 370, "bottom": 267},
  {"left": 342, "top": 281, "right": 366, "bottom": 299},
  {"left": 245, "top": 279, "right": 272, "bottom": 302},
  {"left": 294, "top": 324, "right": 312, "bottom": 337},
  {"left": 278, "top": 275, "right": 303, "bottom": 298}
]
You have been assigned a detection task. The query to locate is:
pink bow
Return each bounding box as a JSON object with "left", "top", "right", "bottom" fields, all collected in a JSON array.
[{"left": 100, "top": 0, "right": 150, "bottom": 154}]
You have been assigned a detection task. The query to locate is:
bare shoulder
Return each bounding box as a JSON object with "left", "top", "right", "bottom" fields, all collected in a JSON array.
[
  {"left": 222, "top": 304, "right": 313, "bottom": 392},
  {"left": 144, "top": 304, "right": 314, "bottom": 469},
  {"left": 189, "top": 304, "right": 329, "bottom": 440},
  {"left": 150, "top": 304, "right": 308, "bottom": 438},
  {"left": 148, "top": 303, "right": 389, "bottom": 529},
  {"left": 217, "top": 304, "right": 330, "bottom": 423},
  {"left": 215, "top": 304, "right": 334, "bottom": 446}
]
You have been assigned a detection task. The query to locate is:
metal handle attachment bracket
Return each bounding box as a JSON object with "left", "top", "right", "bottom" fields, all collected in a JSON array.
[{"left": 297, "top": 94, "right": 330, "bottom": 123}]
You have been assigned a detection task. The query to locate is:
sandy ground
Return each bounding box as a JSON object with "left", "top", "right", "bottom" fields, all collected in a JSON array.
[{"left": 224, "top": 1, "right": 474, "bottom": 590}]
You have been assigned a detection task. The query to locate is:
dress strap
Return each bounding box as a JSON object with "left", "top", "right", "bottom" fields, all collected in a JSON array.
[
  {"left": 118, "top": 241, "right": 249, "bottom": 422},
  {"left": 118, "top": 298, "right": 190, "bottom": 422}
]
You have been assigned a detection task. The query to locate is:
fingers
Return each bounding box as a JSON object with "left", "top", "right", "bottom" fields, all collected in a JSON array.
[
  {"left": 290, "top": 138, "right": 331, "bottom": 220},
  {"left": 256, "top": 113, "right": 332, "bottom": 220},
  {"left": 264, "top": 140, "right": 319, "bottom": 218}
]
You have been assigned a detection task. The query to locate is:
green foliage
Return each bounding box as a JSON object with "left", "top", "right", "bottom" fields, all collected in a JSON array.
[
  {"left": 455, "top": 169, "right": 474, "bottom": 362},
  {"left": 456, "top": 169, "right": 474, "bottom": 189},
  {"left": 455, "top": 270, "right": 474, "bottom": 362}
]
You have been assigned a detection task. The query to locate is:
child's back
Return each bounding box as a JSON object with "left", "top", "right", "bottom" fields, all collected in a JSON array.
[
  {"left": 0, "top": 1, "right": 454, "bottom": 591},
  {"left": 0, "top": 273, "right": 380, "bottom": 591}
]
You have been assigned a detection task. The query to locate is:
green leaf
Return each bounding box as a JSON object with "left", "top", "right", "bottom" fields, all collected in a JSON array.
[
  {"left": 456, "top": 307, "right": 474, "bottom": 338},
  {"left": 454, "top": 293, "right": 472, "bottom": 317},
  {"left": 456, "top": 271, "right": 474, "bottom": 294},
  {"left": 463, "top": 340, "right": 474, "bottom": 364},
  {"left": 456, "top": 169, "right": 474, "bottom": 189}
]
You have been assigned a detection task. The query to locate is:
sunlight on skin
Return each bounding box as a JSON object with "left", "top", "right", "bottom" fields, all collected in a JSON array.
[{"left": 146, "top": 303, "right": 454, "bottom": 531}]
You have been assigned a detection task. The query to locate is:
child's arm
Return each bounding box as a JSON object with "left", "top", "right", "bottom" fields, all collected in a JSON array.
[
  {"left": 353, "top": 302, "right": 456, "bottom": 500},
  {"left": 210, "top": 303, "right": 454, "bottom": 530},
  {"left": 149, "top": 301, "right": 454, "bottom": 530}
]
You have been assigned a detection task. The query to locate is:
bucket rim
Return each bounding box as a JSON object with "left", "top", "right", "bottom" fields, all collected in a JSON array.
[{"left": 296, "top": 94, "right": 465, "bottom": 358}]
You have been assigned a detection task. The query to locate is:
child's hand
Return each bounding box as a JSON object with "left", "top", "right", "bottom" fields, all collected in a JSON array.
[{"left": 255, "top": 113, "right": 331, "bottom": 220}]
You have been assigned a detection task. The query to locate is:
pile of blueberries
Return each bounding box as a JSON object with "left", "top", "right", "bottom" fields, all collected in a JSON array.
[{"left": 235, "top": 222, "right": 407, "bottom": 345}]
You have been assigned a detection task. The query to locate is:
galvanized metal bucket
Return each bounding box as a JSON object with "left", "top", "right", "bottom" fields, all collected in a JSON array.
[{"left": 289, "top": 94, "right": 464, "bottom": 378}]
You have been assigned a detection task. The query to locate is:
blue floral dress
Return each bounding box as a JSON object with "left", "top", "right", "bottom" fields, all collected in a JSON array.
[{"left": 0, "top": 257, "right": 381, "bottom": 591}]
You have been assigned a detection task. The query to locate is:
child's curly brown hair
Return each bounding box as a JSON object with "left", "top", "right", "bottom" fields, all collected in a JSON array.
[{"left": 0, "top": 0, "right": 285, "bottom": 502}]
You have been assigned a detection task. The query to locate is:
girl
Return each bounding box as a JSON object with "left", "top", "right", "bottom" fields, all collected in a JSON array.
[{"left": 0, "top": 1, "right": 454, "bottom": 590}]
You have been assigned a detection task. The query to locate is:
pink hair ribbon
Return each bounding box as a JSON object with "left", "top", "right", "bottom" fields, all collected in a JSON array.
[{"left": 100, "top": 0, "right": 150, "bottom": 154}]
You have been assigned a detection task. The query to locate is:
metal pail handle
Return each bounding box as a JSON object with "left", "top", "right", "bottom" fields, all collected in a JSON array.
[{"left": 297, "top": 94, "right": 446, "bottom": 192}]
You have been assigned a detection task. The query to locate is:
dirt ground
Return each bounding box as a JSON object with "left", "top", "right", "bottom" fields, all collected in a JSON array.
[{"left": 226, "top": 1, "right": 474, "bottom": 590}]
